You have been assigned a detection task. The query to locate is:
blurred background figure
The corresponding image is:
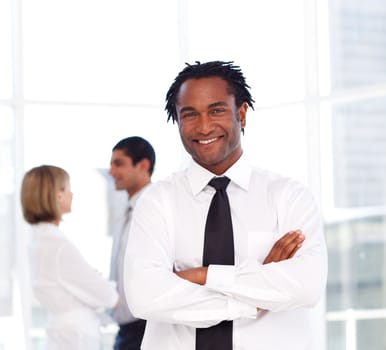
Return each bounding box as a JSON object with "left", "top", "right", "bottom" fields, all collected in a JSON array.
[
  {"left": 21, "top": 165, "right": 118, "bottom": 350},
  {"left": 108, "top": 137, "right": 156, "bottom": 350}
]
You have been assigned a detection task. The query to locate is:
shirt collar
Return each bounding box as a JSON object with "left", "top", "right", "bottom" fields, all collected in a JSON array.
[
  {"left": 129, "top": 182, "right": 151, "bottom": 208},
  {"left": 31, "top": 222, "right": 63, "bottom": 237},
  {"left": 187, "top": 153, "right": 252, "bottom": 196}
]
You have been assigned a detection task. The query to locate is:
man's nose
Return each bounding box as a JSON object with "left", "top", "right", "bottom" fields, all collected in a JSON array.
[{"left": 196, "top": 114, "right": 213, "bottom": 134}]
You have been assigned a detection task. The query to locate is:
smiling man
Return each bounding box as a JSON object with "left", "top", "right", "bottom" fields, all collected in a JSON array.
[
  {"left": 176, "top": 76, "right": 246, "bottom": 175},
  {"left": 124, "top": 61, "right": 327, "bottom": 350}
]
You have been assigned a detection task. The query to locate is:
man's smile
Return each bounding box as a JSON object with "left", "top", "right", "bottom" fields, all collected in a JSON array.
[{"left": 195, "top": 137, "right": 221, "bottom": 145}]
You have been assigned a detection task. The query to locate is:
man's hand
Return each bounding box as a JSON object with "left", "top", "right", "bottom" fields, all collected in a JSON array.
[
  {"left": 263, "top": 230, "right": 304, "bottom": 264},
  {"left": 175, "top": 267, "right": 208, "bottom": 285}
]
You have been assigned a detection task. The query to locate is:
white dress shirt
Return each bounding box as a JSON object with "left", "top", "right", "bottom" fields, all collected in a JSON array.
[
  {"left": 124, "top": 155, "right": 327, "bottom": 350},
  {"left": 29, "top": 222, "right": 118, "bottom": 350}
]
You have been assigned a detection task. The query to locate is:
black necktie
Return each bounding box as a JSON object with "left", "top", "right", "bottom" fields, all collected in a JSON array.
[{"left": 196, "top": 177, "right": 234, "bottom": 350}]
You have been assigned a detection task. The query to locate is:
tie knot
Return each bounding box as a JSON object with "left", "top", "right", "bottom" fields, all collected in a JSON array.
[
  {"left": 208, "top": 176, "right": 230, "bottom": 191},
  {"left": 125, "top": 205, "right": 133, "bottom": 218}
]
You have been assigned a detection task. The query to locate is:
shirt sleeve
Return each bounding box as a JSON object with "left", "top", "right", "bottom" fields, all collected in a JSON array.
[
  {"left": 56, "top": 241, "right": 118, "bottom": 310},
  {"left": 206, "top": 179, "right": 327, "bottom": 312}
]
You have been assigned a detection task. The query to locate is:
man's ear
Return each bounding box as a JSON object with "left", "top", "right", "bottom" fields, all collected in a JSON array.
[
  {"left": 238, "top": 102, "right": 247, "bottom": 129},
  {"left": 139, "top": 158, "right": 151, "bottom": 172}
]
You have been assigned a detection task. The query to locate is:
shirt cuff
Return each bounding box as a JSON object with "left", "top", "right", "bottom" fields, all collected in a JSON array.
[
  {"left": 206, "top": 264, "right": 235, "bottom": 290},
  {"left": 206, "top": 265, "right": 257, "bottom": 320},
  {"left": 227, "top": 296, "right": 258, "bottom": 320}
]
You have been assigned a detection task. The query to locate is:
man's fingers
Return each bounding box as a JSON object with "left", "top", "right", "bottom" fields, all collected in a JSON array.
[
  {"left": 263, "top": 230, "right": 305, "bottom": 264},
  {"left": 286, "top": 237, "right": 304, "bottom": 259},
  {"left": 278, "top": 230, "right": 304, "bottom": 260}
]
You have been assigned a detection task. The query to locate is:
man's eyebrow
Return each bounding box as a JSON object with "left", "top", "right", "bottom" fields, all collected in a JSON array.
[
  {"left": 208, "top": 101, "right": 228, "bottom": 109},
  {"left": 179, "top": 106, "right": 195, "bottom": 114},
  {"left": 179, "top": 101, "right": 228, "bottom": 113},
  {"left": 178, "top": 102, "right": 228, "bottom": 114}
]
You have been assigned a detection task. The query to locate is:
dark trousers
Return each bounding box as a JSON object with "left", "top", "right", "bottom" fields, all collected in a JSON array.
[{"left": 113, "top": 319, "right": 146, "bottom": 350}]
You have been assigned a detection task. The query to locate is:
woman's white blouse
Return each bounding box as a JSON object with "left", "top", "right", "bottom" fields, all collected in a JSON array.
[{"left": 29, "top": 222, "right": 118, "bottom": 349}]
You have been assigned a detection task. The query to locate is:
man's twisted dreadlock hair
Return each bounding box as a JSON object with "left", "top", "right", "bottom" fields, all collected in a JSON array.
[{"left": 165, "top": 61, "right": 255, "bottom": 123}]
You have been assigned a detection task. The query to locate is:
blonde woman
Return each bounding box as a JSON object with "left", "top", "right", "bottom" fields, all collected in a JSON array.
[{"left": 21, "top": 165, "right": 118, "bottom": 350}]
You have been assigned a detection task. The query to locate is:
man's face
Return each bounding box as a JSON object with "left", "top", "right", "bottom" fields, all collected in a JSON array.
[
  {"left": 175, "top": 77, "right": 247, "bottom": 175},
  {"left": 109, "top": 149, "right": 142, "bottom": 194}
]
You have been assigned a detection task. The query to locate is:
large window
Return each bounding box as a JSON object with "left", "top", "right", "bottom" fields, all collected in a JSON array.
[
  {"left": 322, "top": 1, "right": 386, "bottom": 349},
  {"left": 1, "top": 0, "right": 386, "bottom": 349},
  {"left": 0, "top": 0, "right": 18, "bottom": 347}
]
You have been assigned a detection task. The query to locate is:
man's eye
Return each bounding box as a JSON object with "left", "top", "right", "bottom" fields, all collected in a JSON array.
[
  {"left": 211, "top": 109, "right": 225, "bottom": 115},
  {"left": 182, "top": 112, "right": 197, "bottom": 118}
]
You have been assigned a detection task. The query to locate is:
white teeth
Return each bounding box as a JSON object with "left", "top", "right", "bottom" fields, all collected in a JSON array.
[{"left": 198, "top": 137, "right": 217, "bottom": 145}]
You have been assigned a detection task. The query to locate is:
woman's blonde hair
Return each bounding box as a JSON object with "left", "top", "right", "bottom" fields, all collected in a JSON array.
[{"left": 21, "top": 165, "right": 70, "bottom": 224}]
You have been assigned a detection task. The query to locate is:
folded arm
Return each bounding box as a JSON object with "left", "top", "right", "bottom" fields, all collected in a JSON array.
[
  {"left": 176, "top": 230, "right": 305, "bottom": 285},
  {"left": 125, "top": 183, "right": 327, "bottom": 326}
]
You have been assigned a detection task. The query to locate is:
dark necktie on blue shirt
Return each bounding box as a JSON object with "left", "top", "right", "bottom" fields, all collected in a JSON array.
[{"left": 196, "top": 177, "right": 234, "bottom": 350}]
